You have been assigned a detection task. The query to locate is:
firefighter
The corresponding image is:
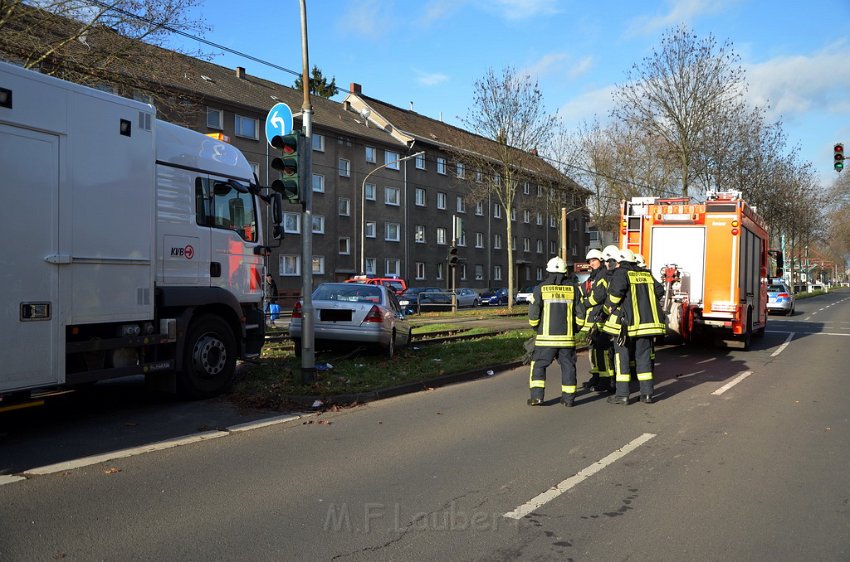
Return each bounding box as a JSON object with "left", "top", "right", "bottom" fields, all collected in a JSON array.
[
  {"left": 599, "top": 248, "right": 665, "bottom": 404},
  {"left": 527, "top": 256, "right": 585, "bottom": 407},
  {"left": 580, "top": 248, "right": 614, "bottom": 393}
]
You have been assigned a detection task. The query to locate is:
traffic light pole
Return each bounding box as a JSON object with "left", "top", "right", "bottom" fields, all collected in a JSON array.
[{"left": 299, "top": 0, "right": 315, "bottom": 383}]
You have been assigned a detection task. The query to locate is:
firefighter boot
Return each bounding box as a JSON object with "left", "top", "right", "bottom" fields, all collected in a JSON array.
[
  {"left": 527, "top": 388, "right": 544, "bottom": 406},
  {"left": 640, "top": 380, "right": 654, "bottom": 404},
  {"left": 583, "top": 374, "right": 599, "bottom": 391},
  {"left": 561, "top": 393, "right": 575, "bottom": 407},
  {"left": 606, "top": 395, "right": 629, "bottom": 405},
  {"left": 596, "top": 377, "right": 614, "bottom": 393}
]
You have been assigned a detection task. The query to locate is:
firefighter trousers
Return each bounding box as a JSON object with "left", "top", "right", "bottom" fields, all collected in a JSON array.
[
  {"left": 613, "top": 336, "right": 654, "bottom": 397},
  {"left": 588, "top": 331, "right": 614, "bottom": 387},
  {"left": 529, "top": 346, "right": 577, "bottom": 401}
]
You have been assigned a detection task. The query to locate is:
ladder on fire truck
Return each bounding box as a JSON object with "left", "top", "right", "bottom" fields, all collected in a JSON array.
[{"left": 621, "top": 196, "right": 692, "bottom": 259}]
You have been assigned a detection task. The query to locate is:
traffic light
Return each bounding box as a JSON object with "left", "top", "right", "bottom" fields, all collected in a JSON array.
[
  {"left": 271, "top": 132, "right": 302, "bottom": 203},
  {"left": 448, "top": 246, "right": 459, "bottom": 267},
  {"left": 835, "top": 143, "right": 844, "bottom": 172}
]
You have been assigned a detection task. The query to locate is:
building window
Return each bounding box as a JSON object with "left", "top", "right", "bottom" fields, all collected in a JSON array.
[
  {"left": 415, "top": 262, "right": 426, "bottom": 280},
  {"left": 313, "top": 174, "right": 325, "bottom": 193},
  {"left": 338, "top": 197, "right": 351, "bottom": 216},
  {"left": 415, "top": 225, "right": 426, "bottom": 243},
  {"left": 365, "top": 258, "right": 376, "bottom": 275},
  {"left": 475, "top": 232, "right": 484, "bottom": 248},
  {"left": 437, "top": 157, "right": 447, "bottom": 175},
  {"left": 550, "top": 240, "right": 557, "bottom": 254},
  {"left": 365, "top": 146, "right": 376, "bottom": 163},
  {"left": 234, "top": 115, "right": 258, "bottom": 139},
  {"left": 437, "top": 192, "right": 447, "bottom": 210},
  {"left": 493, "top": 204, "right": 502, "bottom": 219},
  {"left": 460, "top": 263, "right": 467, "bottom": 281},
  {"left": 312, "top": 134, "right": 325, "bottom": 152},
  {"left": 523, "top": 209, "right": 530, "bottom": 223},
  {"left": 537, "top": 240, "right": 543, "bottom": 253},
  {"left": 523, "top": 238, "right": 530, "bottom": 252},
  {"left": 339, "top": 237, "right": 351, "bottom": 255},
  {"left": 511, "top": 208, "right": 517, "bottom": 221},
  {"left": 538, "top": 185, "right": 545, "bottom": 198},
  {"left": 339, "top": 158, "right": 350, "bottom": 177},
  {"left": 456, "top": 162, "right": 465, "bottom": 179},
  {"left": 206, "top": 107, "right": 223, "bottom": 129},
  {"left": 550, "top": 216, "right": 557, "bottom": 228},
  {"left": 436, "top": 262, "right": 444, "bottom": 280},
  {"left": 386, "top": 259, "right": 400, "bottom": 276},
  {"left": 416, "top": 153, "right": 425, "bottom": 170},
  {"left": 385, "top": 186, "right": 400, "bottom": 206},
  {"left": 512, "top": 237, "right": 517, "bottom": 250},
  {"left": 537, "top": 212, "right": 543, "bottom": 225},
  {"left": 365, "top": 221, "right": 376, "bottom": 238},
  {"left": 475, "top": 264, "right": 484, "bottom": 281},
  {"left": 437, "top": 227, "right": 447, "bottom": 245},
  {"left": 365, "top": 182, "right": 376, "bottom": 201},
  {"left": 249, "top": 162, "right": 260, "bottom": 178},
  {"left": 312, "top": 256, "right": 325, "bottom": 275},
  {"left": 312, "top": 215, "right": 325, "bottom": 234},
  {"left": 494, "top": 174, "right": 501, "bottom": 187},
  {"left": 457, "top": 230, "right": 467, "bottom": 247},
  {"left": 283, "top": 212, "right": 300, "bottom": 234},
  {"left": 385, "top": 150, "right": 400, "bottom": 170},
  {"left": 280, "top": 254, "right": 300, "bottom": 276},
  {"left": 523, "top": 181, "right": 530, "bottom": 195},
  {"left": 415, "top": 187, "right": 426, "bottom": 206},
  {"left": 536, "top": 267, "right": 543, "bottom": 281},
  {"left": 456, "top": 196, "right": 466, "bottom": 213},
  {"left": 494, "top": 265, "right": 502, "bottom": 281},
  {"left": 475, "top": 201, "right": 484, "bottom": 216},
  {"left": 385, "top": 222, "right": 400, "bottom": 242},
  {"left": 475, "top": 169, "right": 483, "bottom": 183},
  {"left": 494, "top": 234, "right": 502, "bottom": 249}
]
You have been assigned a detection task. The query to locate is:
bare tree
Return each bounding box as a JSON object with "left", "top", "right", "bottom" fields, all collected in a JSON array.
[
  {"left": 0, "top": 1, "right": 208, "bottom": 120},
  {"left": 611, "top": 25, "right": 745, "bottom": 197},
  {"left": 452, "top": 66, "right": 563, "bottom": 309}
]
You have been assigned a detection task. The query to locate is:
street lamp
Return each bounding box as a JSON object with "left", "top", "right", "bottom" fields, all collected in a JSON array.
[{"left": 360, "top": 150, "right": 425, "bottom": 275}]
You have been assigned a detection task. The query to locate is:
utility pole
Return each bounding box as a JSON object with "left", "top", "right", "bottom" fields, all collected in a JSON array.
[{"left": 298, "top": 0, "right": 315, "bottom": 383}]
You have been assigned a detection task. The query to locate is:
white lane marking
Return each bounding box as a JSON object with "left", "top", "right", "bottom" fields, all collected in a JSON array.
[
  {"left": 23, "top": 430, "right": 229, "bottom": 476},
  {"left": 0, "top": 475, "right": 26, "bottom": 486},
  {"left": 712, "top": 370, "right": 752, "bottom": 396},
  {"left": 771, "top": 332, "right": 795, "bottom": 357},
  {"left": 503, "top": 433, "right": 656, "bottom": 520}
]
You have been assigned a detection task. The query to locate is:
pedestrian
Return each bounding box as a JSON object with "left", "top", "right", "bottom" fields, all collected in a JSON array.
[
  {"left": 527, "top": 256, "right": 586, "bottom": 407},
  {"left": 580, "top": 248, "right": 614, "bottom": 393},
  {"left": 599, "top": 248, "right": 665, "bottom": 404},
  {"left": 264, "top": 273, "right": 279, "bottom": 325}
]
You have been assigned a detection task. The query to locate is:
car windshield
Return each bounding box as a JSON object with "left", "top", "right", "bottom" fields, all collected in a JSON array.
[
  {"left": 313, "top": 284, "right": 383, "bottom": 303},
  {"left": 768, "top": 284, "right": 787, "bottom": 292},
  {"left": 521, "top": 286, "right": 535, "bottom": 293}
]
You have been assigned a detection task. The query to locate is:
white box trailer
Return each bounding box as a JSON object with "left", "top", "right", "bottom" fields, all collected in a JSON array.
[{"left": 0, "top": 61, "right": 281, "bottom": 406}]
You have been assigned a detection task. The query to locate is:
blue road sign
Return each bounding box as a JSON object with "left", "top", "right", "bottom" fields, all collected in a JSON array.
[{"left": 265, "top": 102, "right": 293, "bottom": 146}]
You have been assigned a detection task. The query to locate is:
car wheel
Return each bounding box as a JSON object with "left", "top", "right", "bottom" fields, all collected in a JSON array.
[
  {"left": 385, "top": 331, "right": 396, "bottom": 358},
  {"left": 474, "top": 298, "right": 479, "bottom": 307},
  {"left": 178, "top": 314, "right": 237, "bottom": 399},
  {"left": 292, "top": 338, "right": 302, "bottom": 357}
]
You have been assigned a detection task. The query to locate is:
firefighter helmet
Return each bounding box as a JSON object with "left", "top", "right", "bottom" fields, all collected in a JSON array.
[
  {"left": 635, "top": 253, "right": 646, "bottom": 268},
  {"left": 602, "top": 245, "right": 620, "bottom": 261},
  {"left": 618, "top": 248, "right": 637, "bottom": 263},
  {"left": 586, "top": 249, "right": 604, "bottom": 261},
  {"left": 546, "top": 256, "right": 568, "bottom": 273}
]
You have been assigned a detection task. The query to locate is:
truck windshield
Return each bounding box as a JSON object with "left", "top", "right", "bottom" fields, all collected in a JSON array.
[{"left": 195, "top": 178, "right": 257, "bottom": 242}]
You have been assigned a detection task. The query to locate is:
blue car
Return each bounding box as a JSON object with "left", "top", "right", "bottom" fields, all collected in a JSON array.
[{"left": 479, "top": 287, "right": 510, "bottom": 306}]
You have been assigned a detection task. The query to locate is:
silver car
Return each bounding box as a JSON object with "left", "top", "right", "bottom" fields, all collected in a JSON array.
[
  {"left": 454, "top": 287, "right": 480, "bottom": 307},
  {"left": 288, "top": 283, "right": 411, "bottom": 357}
]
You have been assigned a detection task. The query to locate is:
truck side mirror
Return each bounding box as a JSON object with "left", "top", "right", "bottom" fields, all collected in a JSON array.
[{"left": 272, "top": 193, "right": 283, "bottom": 225}]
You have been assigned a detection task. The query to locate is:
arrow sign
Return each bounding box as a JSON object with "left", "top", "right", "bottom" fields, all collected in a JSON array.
[{"left": 265, "top": 102, "right": 293, "bottom": 146}]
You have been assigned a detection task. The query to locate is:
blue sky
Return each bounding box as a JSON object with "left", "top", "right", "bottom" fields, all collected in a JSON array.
[{"left": 173, "top": 0, "right": 850, "bottom": 189}]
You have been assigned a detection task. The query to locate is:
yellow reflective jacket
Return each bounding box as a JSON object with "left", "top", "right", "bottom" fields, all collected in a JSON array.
[{"left": 528, "top": 273, "right": 586, "bottom": 347}]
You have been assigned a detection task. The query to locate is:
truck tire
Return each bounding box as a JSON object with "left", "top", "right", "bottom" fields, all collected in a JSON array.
[
  {"left": 178, "top": 314, "right": 237, "bottom": 399},
  {"left": 741, "top": 309, "right": 753, "bottom": 351}
]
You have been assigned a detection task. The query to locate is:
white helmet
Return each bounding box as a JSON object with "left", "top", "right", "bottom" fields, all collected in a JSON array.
[
  {"left": 602, "top": 245, "right": 620, "bottom": 261},
  {"left": 618, "top": 248, "right": 637, "bottom": 263},
  {"left": 586, "top": 249, "right": 604, "bottom": 261},
  {"left": 546, "top": 256, "right": 568, "bottom": 273},
  {"left": 635, "top": 253, "right": 646, "bottom": 268}
]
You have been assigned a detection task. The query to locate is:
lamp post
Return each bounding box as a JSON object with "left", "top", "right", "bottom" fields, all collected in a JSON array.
[
  {"left": 360, "top": 151, "right": 425, "bottom": 275},
  {"left": 560, "top": 205, "right": 588, "bottom": 264}
]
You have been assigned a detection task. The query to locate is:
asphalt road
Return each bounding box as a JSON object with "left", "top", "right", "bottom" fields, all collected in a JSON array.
[{"left": 2, "top": 292, "right": 850, "bottom": 560}]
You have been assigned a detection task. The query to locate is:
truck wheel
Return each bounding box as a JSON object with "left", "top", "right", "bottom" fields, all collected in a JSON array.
[
  {"left": 178, "top": 314, "right": 237, "bottom": 399},
  {"left": 742, "top": 309, "right": 753, "bottom": 351}
]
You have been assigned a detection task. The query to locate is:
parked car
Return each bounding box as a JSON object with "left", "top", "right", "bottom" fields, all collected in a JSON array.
[
  {"left": 454, "top": 287, "right": 480, "bottom": 308},
  {"left": 398, "top": 287, "right": 450, "bottom": 315},
  {"left": 767, "top": 281, "right": 795, "bottom": 315},
  {"left": 344, "top": 275, "right": 408, "bottom": 295},
  {"left": 288, "top": 282, "right": 411, "bottom": 357},
  {"left": 514, "top": 286, "right": 536, "bottom": 305},
  {"left": 480, "top": 287, "right": 510, "bottom": 306}
]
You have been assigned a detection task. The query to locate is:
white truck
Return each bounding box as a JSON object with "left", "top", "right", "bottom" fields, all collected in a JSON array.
[{"left": 0, "top": 61, "right": 282, "bottom": 408}]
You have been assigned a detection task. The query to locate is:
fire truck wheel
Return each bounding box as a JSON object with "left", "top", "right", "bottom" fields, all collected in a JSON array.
[
  {"left": 179, "top": 314, "right": 237, "bottom": 399},
  {"left": 741, "top": 309, "right": 753, "bottom": 351}
]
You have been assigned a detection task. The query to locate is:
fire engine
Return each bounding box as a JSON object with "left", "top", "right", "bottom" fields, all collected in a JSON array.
[{"left": 620, "top": 190, "right": 782, "bottom": 350}]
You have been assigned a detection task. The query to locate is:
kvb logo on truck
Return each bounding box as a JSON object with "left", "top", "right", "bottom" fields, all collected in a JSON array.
[{"left": 171, "top": 244, "right": 194, "bottom": 259}]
